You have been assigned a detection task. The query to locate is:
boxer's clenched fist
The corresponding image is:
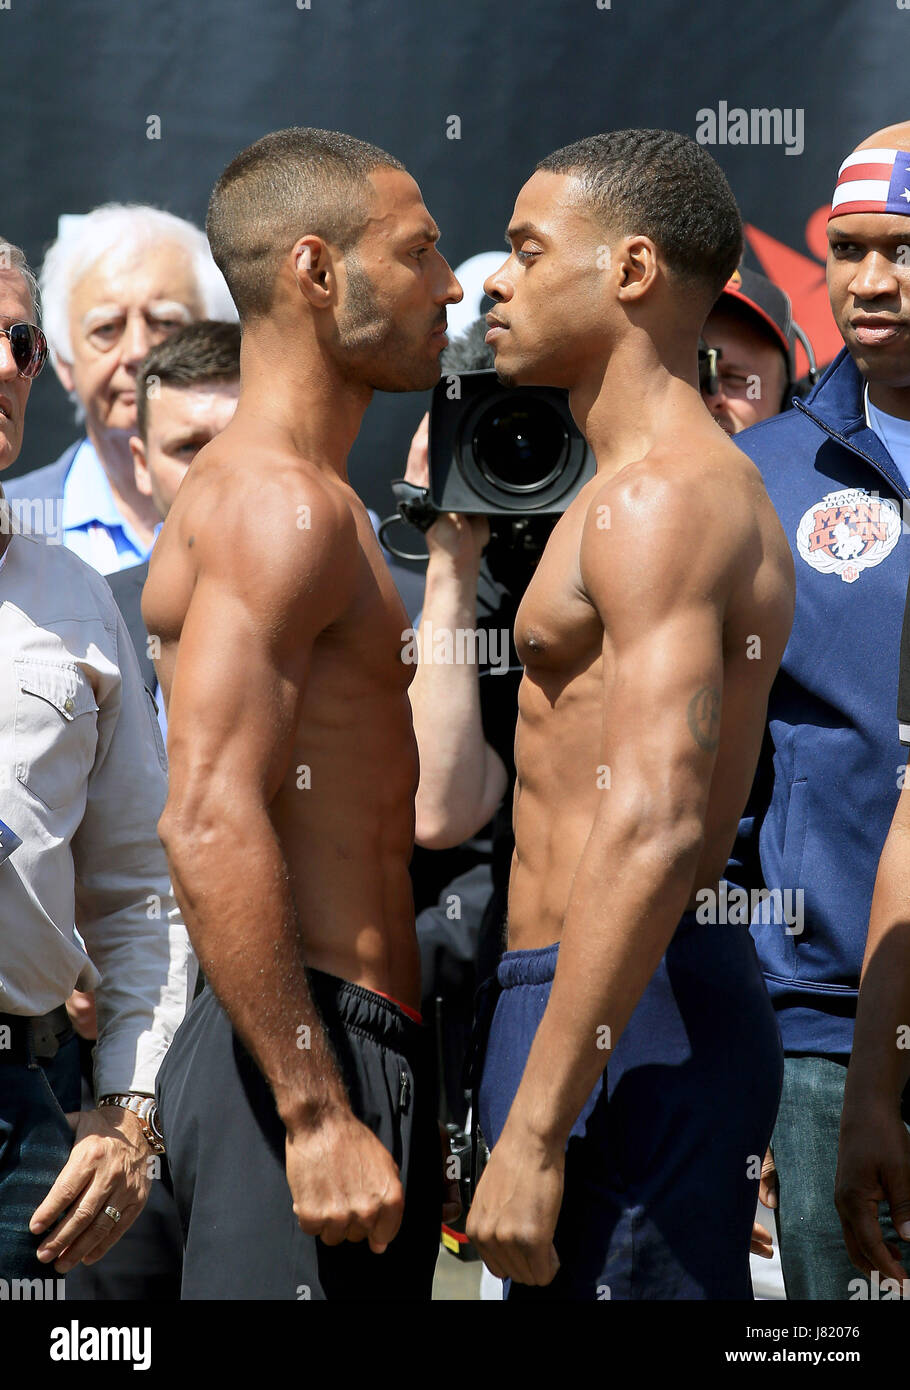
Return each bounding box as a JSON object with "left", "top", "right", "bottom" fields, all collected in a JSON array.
[{"left": 285, "top": 1109, "right": 404, "bottom": 1252}]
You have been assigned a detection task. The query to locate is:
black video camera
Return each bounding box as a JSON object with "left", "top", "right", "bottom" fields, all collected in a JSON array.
[{"left": 382, "top": 370, "right": 595, "bottom": 563}]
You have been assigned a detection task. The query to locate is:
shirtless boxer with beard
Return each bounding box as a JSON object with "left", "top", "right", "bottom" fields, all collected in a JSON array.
[{"left": 144, "top": 128, "right": 461, "bottom": 1299}]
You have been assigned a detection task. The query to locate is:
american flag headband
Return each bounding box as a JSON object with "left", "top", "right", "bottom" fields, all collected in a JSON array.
[{"left": 829, "top": 148, "right": 910, "bottom": 221}]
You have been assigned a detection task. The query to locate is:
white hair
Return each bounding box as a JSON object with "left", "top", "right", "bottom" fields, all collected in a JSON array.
[
  {"left": 40, "top": 203, "right": 238, "bottom": 366},
  {"left": 0, "top": 237, "right": 40, "bottom": 320}
]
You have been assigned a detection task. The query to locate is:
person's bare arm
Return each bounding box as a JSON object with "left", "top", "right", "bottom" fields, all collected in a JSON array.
[
  {"left": 404, "top": 414, "right": 507, "bottom": 848},
  {"left": 836, "top": 770, "right": 910, "bottom": 1279},
  {"left": 468, "top": 471, "right": 734, "bottom": 1285},
  {"left": 411, "top": 524, "right": 507, "bottom": 847},
  {"left": 158, "top": 475, "right": 403, "bottom": 1251}
]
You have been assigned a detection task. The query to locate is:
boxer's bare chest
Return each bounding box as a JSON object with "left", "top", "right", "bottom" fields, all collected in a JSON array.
[
  {"left": 336, "top": 505, "right": 415, "bottom": 695},
  {"left": 147, "top": 484, "right": 414, "bottom": 713},
  {"left": 142, "top": 536, "right": 194, "bottom": 709},
  {"left": 514, "top": 488, "right": 605, "bottom": 685}
]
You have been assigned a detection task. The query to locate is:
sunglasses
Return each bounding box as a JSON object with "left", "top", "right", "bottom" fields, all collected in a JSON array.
[{"left": 0, "top": 321, "right": 48, "bottom": 379}]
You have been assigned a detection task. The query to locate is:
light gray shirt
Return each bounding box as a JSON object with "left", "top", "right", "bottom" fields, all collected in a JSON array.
[{"left": 0, "top": 505, "right": 195, "bottom": 1096}]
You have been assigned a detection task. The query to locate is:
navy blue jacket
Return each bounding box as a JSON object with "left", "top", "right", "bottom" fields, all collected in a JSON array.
[{"left": 728, "top": 347, "right": 910, "bottom": 1055}]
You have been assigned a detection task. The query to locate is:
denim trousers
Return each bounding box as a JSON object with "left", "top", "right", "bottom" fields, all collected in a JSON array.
[
  {"left": 773, "top": 1053, "right": 910, "bottom": 1299},
  {"left": 0, "top": 1034, "right": 79, "bottom": 1280}
]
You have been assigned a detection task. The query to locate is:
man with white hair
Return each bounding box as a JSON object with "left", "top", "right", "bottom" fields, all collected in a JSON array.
[{"left": 4, "top": 204, "right": 235, "bottom": 575}]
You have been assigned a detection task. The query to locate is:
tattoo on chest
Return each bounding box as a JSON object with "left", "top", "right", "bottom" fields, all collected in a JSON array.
[{"left": 687, "top": 686, "right": 721, "bottom": 751}]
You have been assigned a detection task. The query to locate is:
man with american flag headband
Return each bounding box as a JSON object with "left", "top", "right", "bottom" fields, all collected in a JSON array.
[
  {"left": 835, "top": 127, "right": 910, "bottom": 1292},
  {"left": 830, "top": 146, "right": 910, "bottom": 220},
  {"left": 727, "top": 121, "right": 910, "bottom": 1298}
]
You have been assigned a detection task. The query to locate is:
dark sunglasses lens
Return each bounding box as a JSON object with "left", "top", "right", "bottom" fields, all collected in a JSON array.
[{"left": 9, "top": 323, "right": 47, "bottom": 378}]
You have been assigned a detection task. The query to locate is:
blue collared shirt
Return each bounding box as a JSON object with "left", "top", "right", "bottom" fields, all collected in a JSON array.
[{"left": 62, "top": 439, "right": 156, "bottom": 575}]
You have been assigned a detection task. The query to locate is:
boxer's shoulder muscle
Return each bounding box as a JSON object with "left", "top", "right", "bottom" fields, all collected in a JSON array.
[
  {"left": 578, "top": 449, "right": 740, "bottom": 618},
  {"left": 144, "top": 442, "right": 364, "bottom": 720},
  {"left": 176, "top": 440, "right": 359, "bottom": 619}
]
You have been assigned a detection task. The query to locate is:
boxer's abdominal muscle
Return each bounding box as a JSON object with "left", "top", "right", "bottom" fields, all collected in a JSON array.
[
  {"left": 506, "top": 661, "right": 767, "bottom": 953},
  {"left": 271, "top": 677, "right": 421, "bottom": 1008}
]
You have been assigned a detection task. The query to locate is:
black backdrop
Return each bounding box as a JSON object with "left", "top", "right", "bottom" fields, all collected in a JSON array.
[{"left": 2, "top": 0, "right": 906, "bottom": 518}]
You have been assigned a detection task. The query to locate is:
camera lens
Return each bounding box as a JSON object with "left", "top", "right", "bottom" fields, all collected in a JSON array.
[
  {"left": 472, "top": 398, "right": 569, "bottom": 492},
  {"left": 435, "top": 371, "right": 594, "bottom": 514}
]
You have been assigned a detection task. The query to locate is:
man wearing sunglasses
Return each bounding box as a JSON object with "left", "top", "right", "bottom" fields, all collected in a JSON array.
[
  {"left": 0, "top": 318, "right": 47, "bottom": 382},
  {"left": 0, "top": 315, "right": 47, "bottom": 524},
  {"left": 0, "top": 238, "right": 195, "bottom": 1285}
]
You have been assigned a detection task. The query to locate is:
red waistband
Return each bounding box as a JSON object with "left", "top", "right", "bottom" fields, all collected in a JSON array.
[{"left": 371, "top": 988, "right": 423, "bottom": 1026}]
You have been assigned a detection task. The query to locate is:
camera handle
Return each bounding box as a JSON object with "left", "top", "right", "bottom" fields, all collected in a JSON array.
[{"left": 377, "top": 480, "right": 440, "bottom": 562}]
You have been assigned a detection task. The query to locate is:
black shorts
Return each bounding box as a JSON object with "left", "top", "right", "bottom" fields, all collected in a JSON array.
[{"left": 156, "top": 973, "right": 439, "bottom": 1300}]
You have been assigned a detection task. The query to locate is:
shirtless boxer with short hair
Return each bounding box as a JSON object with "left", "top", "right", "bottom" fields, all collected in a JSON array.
[
  {"left": 144, "top": 128, "right": 462, "bottom": 1299},
  {"left": 466, "top": 129, "right": 795, "bottom": 1299}
]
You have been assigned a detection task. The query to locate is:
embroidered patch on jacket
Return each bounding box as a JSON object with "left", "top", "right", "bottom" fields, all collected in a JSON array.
[{"left": 796, "top": 488, "right": 902, "bottom": 582}]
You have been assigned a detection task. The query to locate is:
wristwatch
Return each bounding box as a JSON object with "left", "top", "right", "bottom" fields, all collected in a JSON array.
[{"left": 97, "top": 1094, "right": 166, "bottom": 1155}]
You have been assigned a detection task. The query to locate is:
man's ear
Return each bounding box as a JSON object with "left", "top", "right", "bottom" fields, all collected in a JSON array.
[
  {"left": 615, "top": 234, "right": 660, "bottom": 303},
  {"left": 292, "top": 236, "right": 333, "bottom": 306},
  {"left": 129, "top": 433, "right": 153, "bottom": 496}
]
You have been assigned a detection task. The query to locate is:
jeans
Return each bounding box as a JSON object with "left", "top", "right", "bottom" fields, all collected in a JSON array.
[
  {"left": 773, "top": 1053, "right": 910, "bottom": 1299},
  {"left": 0, "top": 1034, "right": 79, "bottom": 1280}
]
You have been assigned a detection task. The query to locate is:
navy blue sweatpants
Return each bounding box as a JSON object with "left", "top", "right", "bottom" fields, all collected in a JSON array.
[{"left": 477, "top": 911, "right": 783, "bottom": 1299}]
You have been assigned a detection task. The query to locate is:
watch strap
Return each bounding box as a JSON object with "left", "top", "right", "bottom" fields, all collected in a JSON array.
[{"left": 97, "top": 1093, "right": 166, "bottom": 1154}]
